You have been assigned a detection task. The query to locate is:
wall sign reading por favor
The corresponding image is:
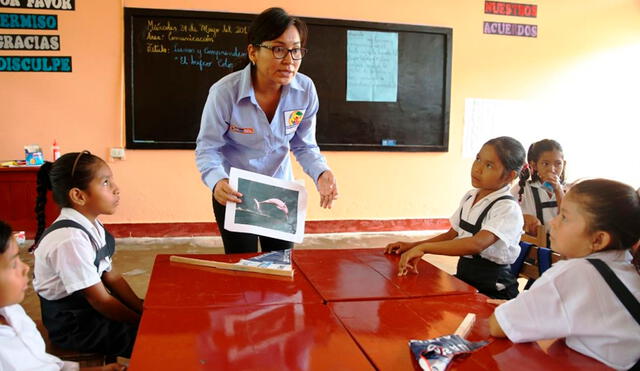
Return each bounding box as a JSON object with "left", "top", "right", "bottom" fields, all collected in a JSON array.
[{"left": 0, "top": 0, "right": 75, "bottom": 11}]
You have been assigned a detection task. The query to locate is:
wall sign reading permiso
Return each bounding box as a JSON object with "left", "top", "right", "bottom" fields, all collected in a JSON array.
[{"left": 125, "top": 8, "right": 452, "bottom": 151}]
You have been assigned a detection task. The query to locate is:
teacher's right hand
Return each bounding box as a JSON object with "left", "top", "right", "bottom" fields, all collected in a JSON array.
[{"left": 214, "top": 179, "right": 243, "bottom": 206}]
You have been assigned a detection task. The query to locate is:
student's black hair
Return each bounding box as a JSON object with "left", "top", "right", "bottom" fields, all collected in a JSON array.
[
  {"left": 34, "top": 151, "right": 104, "bottom": 244},
  {"left": 0, "top": 221, "right": 12, "bottom": 255},
  {"left": 569, "top": 179, "right": 640, "bottom": 266},
  {"left": 517, "top": 139, "right": 565, "bottom": 201},
  {"left": 234, "top": 7, "right": 308, "bottom": 72},
  {"left": 483, "top": 136, "right": 526, "bottom": 178}
]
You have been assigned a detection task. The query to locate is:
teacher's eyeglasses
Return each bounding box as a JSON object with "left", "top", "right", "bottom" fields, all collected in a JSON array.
[{"left": 254, "top": 44, "right": 307, "bottom": 60}]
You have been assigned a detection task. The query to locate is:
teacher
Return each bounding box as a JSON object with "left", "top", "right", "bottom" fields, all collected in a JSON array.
[{"left": 195, "top": 7, "right": 338, "bottom": 254}]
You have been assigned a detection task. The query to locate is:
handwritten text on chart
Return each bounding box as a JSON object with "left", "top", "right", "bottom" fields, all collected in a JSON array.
[
  {"left": 347, "top": 30, "right": 398, "bottom": 102},
  {"left": 143, "top": 19, "right": 248, "bottom": 70}
]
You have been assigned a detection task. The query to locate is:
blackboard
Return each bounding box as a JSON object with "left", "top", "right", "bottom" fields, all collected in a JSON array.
[{"left": 124, "top": 8, "right": 452, "bottom": 151}]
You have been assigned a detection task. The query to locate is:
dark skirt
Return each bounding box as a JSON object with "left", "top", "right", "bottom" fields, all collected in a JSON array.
[
  {"left": 39, "top": 292, "right": 138, "bottom": 358},
  {"left": 455, "top": 256, "right": 519, "bottom": 300}
]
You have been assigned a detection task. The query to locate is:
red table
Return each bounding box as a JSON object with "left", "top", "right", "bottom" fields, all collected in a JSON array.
[
  {"left": 330, "top": 294, "right": 609, "bottom": 370},
  {"left": 293, "top": 248, "right": 477, "bottom": 301},
  {"left": 143, "top": 254, "right": 323, "bottom": 309},
  {"left": 132, "top": 249, "right": 609, "bottom": 370},
  {"left": 128, "top": 303, "right": 373, "bottom": 370}
]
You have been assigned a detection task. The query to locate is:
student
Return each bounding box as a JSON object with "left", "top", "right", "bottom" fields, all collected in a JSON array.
[
  {"left": 0, "top": 221, "right": 125, "bottom": 370},
  {"left": 489, "top": 179, "right": 640, "bottom": 370},
  {"left": 512, "top": 139, "right": 566, "bottom": 237},
  {"left": 195, "top": 7, "right": 338, "bottom": 254},
  {"left": 32, "top": 151, "right": 142, "bottom": 358},
  {"left": 385, "top": 136, "right": 525, "bottom": 299}
]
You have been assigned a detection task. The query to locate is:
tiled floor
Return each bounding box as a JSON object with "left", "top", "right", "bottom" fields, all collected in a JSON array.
[{"left": 19, "top": 231, "right": 458, "bottom": 322}]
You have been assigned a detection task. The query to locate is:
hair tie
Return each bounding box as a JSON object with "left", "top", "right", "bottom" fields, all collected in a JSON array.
[{"left": 522, "top": 163, "right": 529, "bottom": 171}]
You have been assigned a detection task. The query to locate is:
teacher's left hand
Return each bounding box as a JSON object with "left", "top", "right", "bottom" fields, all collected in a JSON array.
[{"left": 317, "top": 170, "right": 339, "bottom": 209}]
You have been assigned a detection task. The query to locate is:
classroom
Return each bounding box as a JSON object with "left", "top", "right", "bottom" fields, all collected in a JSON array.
[{"left": 1, "top": 0, "right": 639, "bottom": 370}]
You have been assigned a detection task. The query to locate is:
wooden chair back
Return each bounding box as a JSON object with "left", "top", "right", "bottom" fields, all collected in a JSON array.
[
  {"left": 517, "top": 226, "right": 564, "bottom": 284},
  {"left": 520, "top": 225, "right": 547, "bottom": 248}
]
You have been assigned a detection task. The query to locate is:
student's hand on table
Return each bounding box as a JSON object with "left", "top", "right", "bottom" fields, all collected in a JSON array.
[
  {"left": 523, "top": 214, "right": 541, "bottom": 236},
  {"left": 397, "top": 247, "right": 424, "bottom": 276},
  {"left": 486, "top": 299, "right": 508, "bottom": 306},
  {"left": 214, "top": 179, "right": 243, "bottom": 206},
  {"left": 384, "top": 241, "right": 414, "bottom": 255},
  {"left": 317, "top": 170, "right": 339, "bottom": 209}
]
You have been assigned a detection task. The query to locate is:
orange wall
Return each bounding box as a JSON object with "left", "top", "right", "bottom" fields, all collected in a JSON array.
[{"left": 1, "top": 0, "right": 639, "bottom": 225}]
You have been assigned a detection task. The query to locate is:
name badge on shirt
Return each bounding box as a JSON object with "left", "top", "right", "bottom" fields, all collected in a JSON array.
[
  {"left": 230, "top": 124, "right": 255, "bottom": 134},
  {"left": 284, "top": 109, "right": 305, "bottom": 134}
]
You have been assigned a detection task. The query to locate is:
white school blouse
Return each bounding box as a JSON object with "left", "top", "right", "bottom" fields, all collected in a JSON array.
[
  {"left": 0, "top": 304, "right": 78, "bottom": 371},
  {"left": 495, "top": 249, "right": 640, "bottom": 370},
  {"left": 511, "top": 181, "right": 558, "bottom": 229},
  {"left": 33, "top": 208, "right": 113, "bottom": 301},
  {"left": 450, "top": 185, "right": 524, "bottom": 265}
]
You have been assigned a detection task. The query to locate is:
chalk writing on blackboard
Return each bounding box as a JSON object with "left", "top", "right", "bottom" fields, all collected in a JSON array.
[
  {"left": 346, "top": 30, "right": 398, "bottom": 102},
  {"left": 140, "top": 18, "right": 247, "bottom": 72}
]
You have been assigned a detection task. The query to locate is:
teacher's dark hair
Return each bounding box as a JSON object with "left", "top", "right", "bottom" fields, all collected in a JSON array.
[{"left": 248, "top": 7, "right": 308, "bottom": 47}]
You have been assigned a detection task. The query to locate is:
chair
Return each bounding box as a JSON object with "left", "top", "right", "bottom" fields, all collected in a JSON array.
[
  {"left": 512, "top": 226, "right": 563, "bottom": 290},
  {"left": 520, "top": 224, "right": 547, "bottom": 248},
  {"left": 35, "top": 319, "right": 109, "bottom": 367}
]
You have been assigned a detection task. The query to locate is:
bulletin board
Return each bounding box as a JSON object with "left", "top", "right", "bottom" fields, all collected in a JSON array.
[{"left": 124, "top": 8, "right": 452, "bottom": 151}]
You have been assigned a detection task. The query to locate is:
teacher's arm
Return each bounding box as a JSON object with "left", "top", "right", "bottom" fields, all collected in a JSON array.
[
  {"left": 196, "top": 86, "right": 236, "bottom": 204},
  {"left": 290, "top": 81, "right": 338, "bottom": 208}
]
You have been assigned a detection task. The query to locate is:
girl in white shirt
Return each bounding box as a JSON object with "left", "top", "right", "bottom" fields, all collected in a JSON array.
[
  {"left": 512, "top": 139, "right": 566, "bottom": 238},
  {"left": 489, "top": 179, "right": 640, "bottom": 370},
  {"left": 0, "top": 221, "right": 124, "bottom": 370},
  {"left": 386, "top": 136, "right": 526, "bottom": 299},
  {"left": 32, "top": 151, "right": 142, "bottom": 359}
]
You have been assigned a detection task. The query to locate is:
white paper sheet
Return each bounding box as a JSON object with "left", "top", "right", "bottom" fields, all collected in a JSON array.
[
  {"left": 463, "top": 98, "right": 541, "bottom": 158},
  {"left": 225, "top": 168, "right": 308, "bottom": 243}
]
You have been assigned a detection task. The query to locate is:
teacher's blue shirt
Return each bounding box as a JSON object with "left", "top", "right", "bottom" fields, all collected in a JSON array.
[{"left": 196, "top": 64, "right": 330, "bottom": 190}]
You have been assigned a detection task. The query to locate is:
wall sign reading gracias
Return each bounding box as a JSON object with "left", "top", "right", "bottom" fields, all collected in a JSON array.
[{"left": 0, "top": 34, "right": 60, "bottom": 50}]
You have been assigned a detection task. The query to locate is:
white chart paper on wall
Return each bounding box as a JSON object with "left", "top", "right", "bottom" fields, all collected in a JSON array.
[{"left": 462, "top": 98, "right": 543, "bottom": 158}]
